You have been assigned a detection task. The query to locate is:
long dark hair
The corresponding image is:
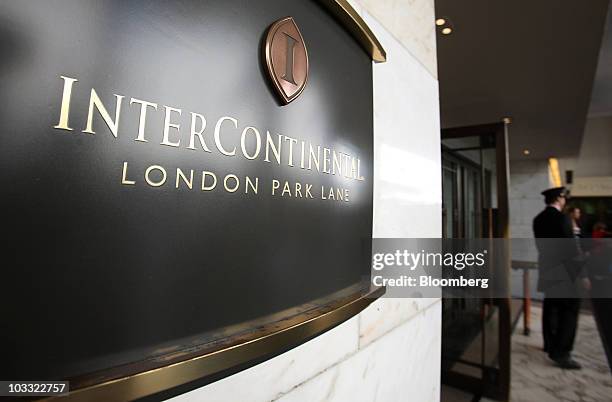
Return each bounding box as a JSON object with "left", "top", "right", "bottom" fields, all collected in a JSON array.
[{"left": 566, "top": 206, "right": 581, "bottom": 227}]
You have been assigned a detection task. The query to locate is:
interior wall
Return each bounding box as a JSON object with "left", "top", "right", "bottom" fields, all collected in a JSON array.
[
  {"left": 561, "top": 115, "right": 612, "bottom": 178},
  {"left": 508, "top": 159, "right": 550, "bottom": 265},
  {"left": 169, "top": 1, "right": 442, "bottom": 401},
  {"left": 510, "top": 116, "right": 612, "bottom": 258},
  {"left": 509, "top": 160, "right": 551, "bottom": 240}
]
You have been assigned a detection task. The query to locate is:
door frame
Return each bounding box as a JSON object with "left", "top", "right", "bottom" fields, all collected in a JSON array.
[{"left": 440, "top": 121, "right": 512, "bottom": 401}]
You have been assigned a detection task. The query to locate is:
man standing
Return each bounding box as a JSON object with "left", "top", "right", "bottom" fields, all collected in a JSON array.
[{"left": 533, "top": 186, "right": 584, "bottom": 369}]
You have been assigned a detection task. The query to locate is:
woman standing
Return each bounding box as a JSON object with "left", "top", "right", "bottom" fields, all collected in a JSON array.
[{"left": 567, "top": 206, "right": 582, "bottom": 238}]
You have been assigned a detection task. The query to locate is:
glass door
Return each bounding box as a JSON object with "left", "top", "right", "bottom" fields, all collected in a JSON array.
[{"left": 440, "top": 122, "right": 511, "bottom": 402}]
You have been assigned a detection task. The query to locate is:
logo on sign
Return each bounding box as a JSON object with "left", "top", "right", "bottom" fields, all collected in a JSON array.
[{"left": 264, "top": 17, "right": 309, "bottom": 104}]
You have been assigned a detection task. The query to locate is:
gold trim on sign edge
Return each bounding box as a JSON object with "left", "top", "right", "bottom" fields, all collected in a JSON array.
[
  {"left": 318, "top": 0, "right": 387, "bottom": 62},
  {"left": 46, "top": 287, "right": 384, "bottom": 402}
]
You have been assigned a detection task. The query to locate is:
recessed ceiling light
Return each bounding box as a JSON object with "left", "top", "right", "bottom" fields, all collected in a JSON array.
[
  {"left": 523, "top": 149, "right": 530, "bottom": 155},
  {"left": 436, "top": 18, "right": 446, "bottom": 26},
  {"left": 441, "top": 27, "right": 452, "bottom": 35}
]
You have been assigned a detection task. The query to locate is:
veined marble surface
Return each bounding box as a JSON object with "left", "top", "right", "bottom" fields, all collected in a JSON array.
[
  {"left": 170, "top": 317, "right": 360, "bottom": 402},
  {"left": 357, "top": 0, "right": 438, "bottom": 78},
  {"left": 511, "top": 305, "right": 612, "bottom": 402},
  {"left": 365, "top": 11, "right": 441, "bottom": 240},
  {"left": 277, "top": 302, "right": 441, "bottom": 402},
  {"left": 359, "top": 298, "right": 439, "bottom": 347}
]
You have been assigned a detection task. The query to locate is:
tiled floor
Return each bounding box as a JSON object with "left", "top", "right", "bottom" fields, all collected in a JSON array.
[
  {"left": 442, "top": 305, "right": 612, "bottom": 402},
  {"left": 511, "top": 305, "right": 612, "bottom": 402}
]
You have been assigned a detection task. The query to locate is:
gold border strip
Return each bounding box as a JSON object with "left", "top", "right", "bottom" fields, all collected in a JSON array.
[
  {"left": 319, "top": 0, "right": 387, "bottom": 62},
  {"left": 48, "top": 287, "right": 383, "bottom": 402}
]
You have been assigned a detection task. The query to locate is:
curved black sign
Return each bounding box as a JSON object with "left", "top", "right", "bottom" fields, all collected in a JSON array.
[{"left": 1, "top": 0, "right": 378, "bottom": 397}]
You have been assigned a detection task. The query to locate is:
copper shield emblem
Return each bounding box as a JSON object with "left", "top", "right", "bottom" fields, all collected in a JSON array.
[{"left": 264, "top": 17, "right": 309, "bottom": 104}]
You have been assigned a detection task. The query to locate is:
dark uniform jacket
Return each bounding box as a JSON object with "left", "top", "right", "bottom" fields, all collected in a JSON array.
[{"left": 533, "top": 206, "right": 582, "bottom": 294}]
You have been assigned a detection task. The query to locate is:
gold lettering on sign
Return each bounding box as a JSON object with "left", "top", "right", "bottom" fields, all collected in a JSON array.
[
  {"left": 52, "top": 75, "right": 366, "bottom": 182},
  {"left": 130, "top": 98, "right": 158, "bottom": 142},
  {"left": 161, "top": 106, "right": 181, "bottom": 147},
  {"left": 284, "top": 136, "right": 297, "bottom": 166},
  {"left": 332, "top": 151, "right": 342, "bottom": 175},
  {"left": 240, "top": 126, "right": 261, "bottom": 160},
  {"left": 245, "top": 177, "right": 259, "bottom": 194},
  {"left": 119, "top": 164, "right": 266, "bottom": 197},
  {"left": 308, "top": 145, "right": 320, "bottom": 171},
  {"left": 51, "top": 75, "right": 366, "bottom": 205},
  {"left": 223, "top": 174, "right": 240, "bottom": 193},
  {"left": 202, "top": 171, "right": 217, "bottom": 191},
  {"left": 321, "top": 185, "right": 349, "bottom": 202},
  {"left": 305, "top": 184, "right": 313, "bottom": 198},
  {"left": 357, "top": 158, "right": 365, "bottom": 181},
  {"left": 83, "top": 88, "right": 124, "bottom": 137},
  {"left": 54, "top": 76, "right": 78, "bottom": 131},
  {"left": 176, "top": 168, "right": 194, "bottom": 189},
  {"left": 323, "top": 148, "right": 331, "bottom": 174},
  {"left": 188, "top": 113, "right": 211, "bottom": 152},
  {"left": 145, "top": 165, "right": 167, "bottom": 187},
  {"left": 264, "top": 132, "right": 282, "bottom": 164},
  {"left": 121, "top": 162, "right": 136, "bottom": 185},
  {"left": 214, "top": 116, "right": 238, "bottom": 156},
  {"left": 300, "top": 142, "right": 306, "bottom": 169},
  {"left": 282, "top": 181, "right": 292, "bottom": 197}
]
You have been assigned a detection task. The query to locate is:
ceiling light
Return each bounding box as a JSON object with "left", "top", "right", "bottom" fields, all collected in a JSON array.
[
  {"left": 523, "top": 149, "right": 530, "bottom": 155},
  {"left": 436, "top": 18, "right": 446, "bottom": 26},
  {"left": 441, "top": 27, "right": 452, "bottom": 35},
  {"left": 548, "top": 158, "right": 562, "bottom": 187}
]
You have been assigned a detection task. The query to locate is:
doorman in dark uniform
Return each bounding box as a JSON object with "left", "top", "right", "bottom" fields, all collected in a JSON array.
[{"left": 533, "top": 186, "right": 585, "bottom": 369}]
